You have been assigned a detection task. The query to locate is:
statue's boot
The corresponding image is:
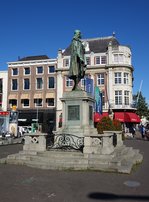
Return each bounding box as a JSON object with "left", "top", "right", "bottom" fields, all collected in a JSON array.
[{"left": 72, "top": 77, "right": 82, "bottom": 91}]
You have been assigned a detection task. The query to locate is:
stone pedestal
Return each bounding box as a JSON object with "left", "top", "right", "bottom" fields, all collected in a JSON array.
[
  {"left": 114, "top": 131, "right": 123, "bottom": 147},
  {"left": 54, "top": 90, "right": 100, "bottom": 152},
  {"left": 23, "top": 132, "right": 47, "bottom": 152},
  {"left": 101, "top": 131, "right": 115, "bottom": 154},
  {"left": 54, "top": 90, "right": 123, "bottom": 155},
  {"left": 83, "top": 135, "right": 102, "bottom": 154},
  {"left": 55, "top": 90, "right": 98, "bottom": 137}
]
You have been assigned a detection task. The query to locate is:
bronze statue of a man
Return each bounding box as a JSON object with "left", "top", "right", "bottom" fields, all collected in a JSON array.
[{"left": 69, "top": 30, "right": 87, "bottom": 90}]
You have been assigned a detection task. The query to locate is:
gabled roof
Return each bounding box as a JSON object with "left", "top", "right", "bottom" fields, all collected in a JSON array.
[
  {"left": 63, "top": 36, "right": 119, "bottom": 56},
  {"left": 18, "top": 55, "right": 50, "bottom": 61}
]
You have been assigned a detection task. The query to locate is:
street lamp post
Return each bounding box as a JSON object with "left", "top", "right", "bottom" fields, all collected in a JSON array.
[{"left": 36, "top": 98, "right": 39, "bottom": 131}]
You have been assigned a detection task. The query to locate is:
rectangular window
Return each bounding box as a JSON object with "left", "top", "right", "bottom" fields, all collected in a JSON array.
[
  {"left": 12, "top": 68, "right": 18, "bottom": 76},
  {"left": 34, "top": 99, "right": 42, "bottom": 107},
  {"left": 24, "top": 67, "right": 30, "bottom": 75},
  {"left": 114, "top": 54, "right": 118, "bottom": 63},
  {"left": 0, "top": 94, "right": 2, "bottom": 107},
  {"left": 24, "top": 78, "right": 30, "bottom": 90},
  {"left": 124, "top": 73, "right": 129, "bottom": 84},
  {"left": 9, "top": 99, "right": 17, "bottom": 107},
  {"left": 81, "top": 78, "right": 85, "bottom": 87},
  {"left": 22, "top": 99, "right": 29, "bottom": 107},
  {"left": 114, "top": 54, "right": 124, "bottom": 63},
  {"left": 12, "top": 79, "right": 18, "bottom": 90},
  {"left": 48, "top": 77, "right": 55, "bottom": 89},
  {"left": 115, "top": 72, "right": 121, "bottom": 84},
  {"left": 102, "top": 91, "right": 105, "bottom": 108},
  {"left": 48, "top": 66, "right": 55, "bottom": 73},
  {"left": 36, "top": 66, "right": 43, "bottom": 74},
  {"left": 63, "top": 59, "right": 69, "bottom": 67},
  {"left": 36, "top": 78, "right": 43, "bottom": 89},
  {"left": 86, "top": 57, "right": 91, "bottom": 65},
  {"left": 47, "top": 98, "right": 54, "bottom": 106},
  {"left": 115, "top": 90, "right": 122, "bottom": 105},
  {"left": 95, "top": 56, "right": 100, "bottom": 64},
  {"left": 97, "top": 73, "right": 104, "bottom": 85},
  {"left": 119, "top": 54, "right": 123, "bottom": 62},
  {"left": 81, "top": 75, "right": 91, "bottom": 87},
  {"left": 0, "top": 79, "right": 2, "bottom": 93},
  {"left": 66, "top": 76, "right": 73, "bottom": 87},
  {"left": 124, "top": 91, "right": 129, "bottom": 105},
  {"left": 101, "top": 56, "right": 107, "bottom": 64}
]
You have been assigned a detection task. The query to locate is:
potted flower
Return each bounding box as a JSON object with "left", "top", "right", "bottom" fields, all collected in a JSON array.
[
  {"left": 96, "top": 116, "right": 122, "bottom": 134},
  {"left": 96, "top": 116, "right": 123, "bottom": 148},
  {"left": 112, "top": 119, "right": 122, "bottom": 131}
]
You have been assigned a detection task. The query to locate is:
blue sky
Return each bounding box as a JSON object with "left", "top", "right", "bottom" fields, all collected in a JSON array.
[{"left": 0, "top": 0, "right": 149, "bottom": 103}]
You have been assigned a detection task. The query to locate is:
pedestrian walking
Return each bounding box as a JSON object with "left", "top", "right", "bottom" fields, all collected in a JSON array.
[{"left": 140, "top": 124, "right": 145, "bottom": 139}]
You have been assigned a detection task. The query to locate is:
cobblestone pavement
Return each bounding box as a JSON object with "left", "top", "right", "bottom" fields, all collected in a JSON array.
[{"left": 0, "top": 138, "right": 149, "bottom": 202}]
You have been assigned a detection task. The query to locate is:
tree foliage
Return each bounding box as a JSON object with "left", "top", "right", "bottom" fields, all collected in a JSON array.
[{"left": 134, "top": 92, "right": 149, "bottom": 120}]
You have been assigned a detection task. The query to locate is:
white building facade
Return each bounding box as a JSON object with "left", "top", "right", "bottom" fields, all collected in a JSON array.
[
  {"left": 0, "top": 71, "right": 8, "bottom": 111},
  {"left": 56, "top": 35, "right": 140, "bottom": 130}
]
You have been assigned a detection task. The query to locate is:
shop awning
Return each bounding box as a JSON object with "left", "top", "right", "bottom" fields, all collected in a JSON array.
[
  {"left": 21, "top": 94, "right": 30, "bottom": 99},
  {"left": 125, "top": 112, "right": 141, "bottom": 123},
  {"left": 114, "top": 112, "right": 141, "bottom": 123},
  {"left": 8, "top": 94, "right": 18, "bottom": 99},
  {"left": 114, "top": 112, "right": 125, "bottom": 122},
  {"left": 46, "top": 92, "right": 55, "bottom": 98},
  {"left": 34, "top": 93, "right": 43, "bottom": 99},
  {"left": 94, "top": 112, "right": 109, "bottom": 122}
]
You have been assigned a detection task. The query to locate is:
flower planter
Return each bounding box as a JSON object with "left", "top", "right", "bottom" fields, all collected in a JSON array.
[{"left": 101, "top": 131, "right": 115, "bottom": 154}]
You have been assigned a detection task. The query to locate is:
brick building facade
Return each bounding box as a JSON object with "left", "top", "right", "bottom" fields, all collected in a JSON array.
[{"left": 7, "top": 55, "right": 57, "bottom": 133}]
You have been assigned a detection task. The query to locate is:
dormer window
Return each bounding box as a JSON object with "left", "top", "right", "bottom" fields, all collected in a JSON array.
[
  {"left": 95, "top": 56, "right": 107, "bottom": 65},
  {"left": 114, "top": 54, "right": 124, "bottom": 63},
  {"left": 95, "top": 57, "right": 100, "bottom": 64},
  {"left": 63, "top": 59, "right": 69, "bottom": 67},
  {"left": 86, "top": 57, "right": 91, "bottom": 65},
  {"left": 101, "top": 56, "right": 106, "bottom": 64}
]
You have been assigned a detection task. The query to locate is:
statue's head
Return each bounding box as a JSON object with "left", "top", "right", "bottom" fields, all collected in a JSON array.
[{"left": 74, "top": 30, "right": 81, "bottom": 39}]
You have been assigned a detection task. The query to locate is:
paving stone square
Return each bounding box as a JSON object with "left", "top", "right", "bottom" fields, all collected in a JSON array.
[{"left": 0, "top": 138, "right": 149, "bottom": 202}]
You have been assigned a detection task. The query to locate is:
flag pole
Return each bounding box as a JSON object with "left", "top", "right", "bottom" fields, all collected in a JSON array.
[{"left": 137, "top": 80, "right": 143, "bottom": 103}]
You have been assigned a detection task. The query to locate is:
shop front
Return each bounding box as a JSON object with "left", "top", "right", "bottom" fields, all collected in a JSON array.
[
  {"left": 18, "top": 109, "right": 56, "bottom": 133},
  {"left": 94, "top": 111, "right": 140, "bottom": 133},
  {"left": 114, "top": 111, "right": 141, "bottom": 133}
]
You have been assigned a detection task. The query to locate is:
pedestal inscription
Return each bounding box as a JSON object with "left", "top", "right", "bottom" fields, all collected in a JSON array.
[{"left": 68, "top": 105, "right": 80, "bottom": 120}]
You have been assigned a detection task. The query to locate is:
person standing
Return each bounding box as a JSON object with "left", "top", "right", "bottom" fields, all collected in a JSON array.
[{"left": 140, "top": 124, "right": 145, "bottom": 139}]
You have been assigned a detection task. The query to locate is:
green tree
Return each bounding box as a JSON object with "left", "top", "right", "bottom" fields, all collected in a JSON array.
[{"left": 134, "top": 92, "right": 149, "bottom": 120}]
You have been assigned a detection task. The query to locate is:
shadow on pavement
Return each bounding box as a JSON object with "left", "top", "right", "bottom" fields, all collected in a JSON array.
[{"left": 88, "top": 192, "right": 149, "bottom": 201}]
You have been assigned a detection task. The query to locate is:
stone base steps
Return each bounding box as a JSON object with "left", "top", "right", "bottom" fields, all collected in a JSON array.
[{"left": 0, "top": 145, "right": 143, "bottom": 174}]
